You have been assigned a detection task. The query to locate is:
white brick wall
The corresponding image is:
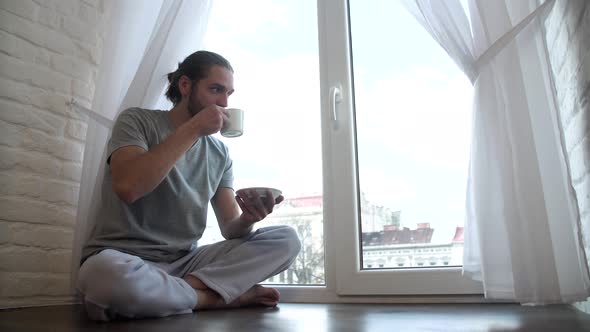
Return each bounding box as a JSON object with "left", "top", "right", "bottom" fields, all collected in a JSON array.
[
  {"left": 0, "top": 0, "right": 107, "bottom": 308},
  {"left": 545, "top": 0, "right": 590, "bottom": 313}
]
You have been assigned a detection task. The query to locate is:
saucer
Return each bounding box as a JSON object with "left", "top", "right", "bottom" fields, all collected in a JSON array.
[{"left": 236, "top": 187, "right": 282, "bottom": 200}]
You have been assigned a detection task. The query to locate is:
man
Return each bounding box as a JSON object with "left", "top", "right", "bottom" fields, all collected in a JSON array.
[{"left": 77, "top": 51, "right": 301, "bottom": 321}]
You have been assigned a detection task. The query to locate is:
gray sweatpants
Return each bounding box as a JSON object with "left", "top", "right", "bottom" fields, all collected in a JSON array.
[{"left": 77, "top": 225, "right": 301, "bottom": 321}]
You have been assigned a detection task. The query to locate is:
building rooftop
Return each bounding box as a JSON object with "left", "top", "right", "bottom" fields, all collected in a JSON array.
[
  {"left": 278, "top": 195, "right": 465, "bottom": 246},
  {"left": 362, "top": 226, "right": 434, "bottom": 246},
  {"left": 363, "top": 226, "right": 465, "bottom": 246},
  {"left": 452, "top": 226, "right": 464, "bottom": 242}
]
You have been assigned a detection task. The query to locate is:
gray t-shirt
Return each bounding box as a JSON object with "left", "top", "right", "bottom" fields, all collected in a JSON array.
[{"left": 81, "top": 107, "right": 234, "bottom": 263}]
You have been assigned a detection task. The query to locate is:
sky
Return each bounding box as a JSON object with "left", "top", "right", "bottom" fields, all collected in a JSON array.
[{"left": 200, "top": 0, "right": 474, "bottom": 244}]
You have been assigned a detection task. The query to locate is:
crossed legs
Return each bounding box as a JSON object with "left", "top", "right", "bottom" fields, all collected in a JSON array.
[{"left": 78, "top": 225, "right": 300, "bottom": 320}]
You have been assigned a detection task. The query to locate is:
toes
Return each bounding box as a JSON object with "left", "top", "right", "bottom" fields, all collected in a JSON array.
[{"left": 260, "top": 301, "right": 278, "bottom": 307}]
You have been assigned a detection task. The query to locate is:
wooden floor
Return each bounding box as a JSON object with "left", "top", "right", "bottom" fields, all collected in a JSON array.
[{"left": 1, "top": 303, "right": 590, "bottom": 332}]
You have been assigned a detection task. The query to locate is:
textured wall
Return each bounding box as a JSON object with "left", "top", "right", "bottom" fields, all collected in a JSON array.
[
  {"left": 0, "top": 0, "right": 106, "bottom": 308},
  {"left": 545, "top": 0, "right": 590, "bottom": 312}
]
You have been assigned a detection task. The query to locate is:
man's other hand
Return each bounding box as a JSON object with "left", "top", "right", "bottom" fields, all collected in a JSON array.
[{"left": 235, "top": 189, "right": 284, "bottom": 224}]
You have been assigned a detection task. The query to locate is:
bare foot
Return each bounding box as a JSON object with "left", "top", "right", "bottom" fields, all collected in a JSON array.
[
  {"left": 184, "top": 275, "right": 280, "bottom": 310},
  {"left": 230, "top": 285, "right": 280, "bottom": 308}
]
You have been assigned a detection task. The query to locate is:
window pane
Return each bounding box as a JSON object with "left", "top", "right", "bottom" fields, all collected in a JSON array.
[
  {"left": 198, "top": 0, "right": 324, "bottom": 285},
  {"left": 349, "top": 0, "right": 473, "bottom": 269}
]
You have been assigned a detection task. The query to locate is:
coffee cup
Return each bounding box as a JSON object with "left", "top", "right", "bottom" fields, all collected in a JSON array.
[{"left": 221, "top": 108, "right": 244, "bottom": 138}]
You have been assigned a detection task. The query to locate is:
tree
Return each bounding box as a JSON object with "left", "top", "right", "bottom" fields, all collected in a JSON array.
[
  {"left": 286, "top": 217, "right": 324, "bottom": 284},
  {"left": 265, "top": 214, "right": 325, "bottom": 285}
]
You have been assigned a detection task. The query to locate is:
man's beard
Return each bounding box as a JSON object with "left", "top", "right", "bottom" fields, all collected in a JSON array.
[{"left": 187, "top": 87, "right": 202, "bottom": 117}]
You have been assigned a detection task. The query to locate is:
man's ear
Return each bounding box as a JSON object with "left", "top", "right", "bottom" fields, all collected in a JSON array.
[{"left": 178, "top": 75, "right": 193, "bottom": 99}]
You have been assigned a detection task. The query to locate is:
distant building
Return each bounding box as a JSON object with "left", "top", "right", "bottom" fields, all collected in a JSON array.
[
  {"left": 359, "top": 192, "right": 401, "bottom": 233},
  {"left": 362, "top": 223, "right": 434, "bottom": 246},
  {"left": 266, "top": 195, "right": 324, "bottom": 254},
  {"left": 205, "top": 194, "right": 465, "bottom": 284},
  {"left": 363, "top": 225, "right": 464, "bottom": 268}
]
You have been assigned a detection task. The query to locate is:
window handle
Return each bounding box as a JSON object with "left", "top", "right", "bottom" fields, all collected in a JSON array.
[{"left": 330, "top": 84, "right": 342, "bottom": 124}]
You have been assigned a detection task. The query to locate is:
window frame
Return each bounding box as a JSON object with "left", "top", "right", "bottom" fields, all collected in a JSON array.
[{"left": 270, "top": 0, "right": 483, "bottom": 301}]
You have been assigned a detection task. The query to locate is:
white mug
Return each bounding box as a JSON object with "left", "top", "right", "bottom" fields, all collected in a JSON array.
[{"left": 221, "top": 108, "right": 244, "bottom": 138}]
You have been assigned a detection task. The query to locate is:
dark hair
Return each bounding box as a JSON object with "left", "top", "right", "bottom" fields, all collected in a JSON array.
[{"left": 165, "top": 50, "right": 234, "bottom": 105}]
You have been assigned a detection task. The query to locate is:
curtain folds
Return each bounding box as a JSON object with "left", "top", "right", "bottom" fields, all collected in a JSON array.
[
  {"left": 402, "top": 0, "right": 590, "bottom": 304},
  {"left": 70, "top": 0, "right": 212, "bottom": 292}
]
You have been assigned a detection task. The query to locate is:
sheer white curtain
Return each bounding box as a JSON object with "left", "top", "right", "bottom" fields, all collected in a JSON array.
[
  {"left": 403, "top": 0, "right": 590, "bottom": 304},
  {"left": 70, "top": 0, "right": 212, "bottom": 291}
]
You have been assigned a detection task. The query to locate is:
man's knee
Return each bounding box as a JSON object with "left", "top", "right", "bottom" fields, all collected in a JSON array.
[
  {"left": 269, "top": 225, "right": 302, "bottom": 260},
  {"left": 285, "top": 226, "right": 302, "bottom": 257},
  {"left": 78, "top": 250, "right": 148, "bottom": 311},
  {"left": 79, "top": 250, "right": 197, "bottom": 320}
]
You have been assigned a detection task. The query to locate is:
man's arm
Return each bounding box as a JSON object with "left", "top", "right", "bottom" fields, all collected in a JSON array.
[
  {"left": 211, "top": 187, "right": 284, "bottom": 239},
  {"left": 211, "top": 188, "right": 249, "bottom": 239},
  {"left": 111, "top": 106, "right": 226, "bottom": 204},
  {"left": 111, "top": 125, "right": 199, "bottom": 204}
]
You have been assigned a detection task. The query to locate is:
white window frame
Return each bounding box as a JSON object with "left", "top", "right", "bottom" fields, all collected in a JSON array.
[{"left": 273, "top": 0, "right": 483, "bottom": 302}]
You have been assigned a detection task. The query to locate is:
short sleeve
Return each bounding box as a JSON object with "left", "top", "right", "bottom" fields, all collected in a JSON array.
[{"left": 107, "top": 108, "right": 150, "bottom": 163}]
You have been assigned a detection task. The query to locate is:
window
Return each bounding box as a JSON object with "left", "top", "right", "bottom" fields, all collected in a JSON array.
[
  {"left": 324, "top": 0, "right": 482, "bottom": 295},
  {"left": 200, "top": 0, "right": 483, "bottom": 300},
  {"left": 350, "top": 0, "right": 472, "bottom": 271}
]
